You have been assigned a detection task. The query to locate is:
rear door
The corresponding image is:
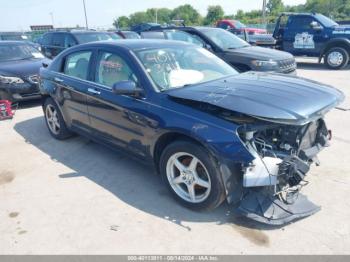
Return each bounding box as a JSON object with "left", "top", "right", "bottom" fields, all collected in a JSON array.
[
  {"left": 86, "top": 49, "right": 152, "bottom": 158},
  {"left": 53, "top": 50, "right": 94, "bottom": 133}
]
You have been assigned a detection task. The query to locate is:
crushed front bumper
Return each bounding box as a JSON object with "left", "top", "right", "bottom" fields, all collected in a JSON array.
[{"left": 237, "top": 188, "right": 320, "bottom": 225}]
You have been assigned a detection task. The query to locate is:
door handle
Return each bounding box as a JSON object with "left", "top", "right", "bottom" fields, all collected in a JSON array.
[
  {"left": 54, "top": 77, "right": 64, "bottom": 83},
  {"left": 88, "top": 88, "right": 101, "bottom": 95}
]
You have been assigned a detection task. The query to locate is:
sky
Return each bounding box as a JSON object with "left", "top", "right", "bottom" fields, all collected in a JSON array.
[{"left": 0, "top": 0, "right": 306, "bottom": 31}]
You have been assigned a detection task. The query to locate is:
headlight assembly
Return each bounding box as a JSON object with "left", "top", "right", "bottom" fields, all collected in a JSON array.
[
  {"left": 251, "top": 60, "right": 278, "bottom": 67},
  {"left": 0, "top": 75, "right": 25, "bottom": 84}
]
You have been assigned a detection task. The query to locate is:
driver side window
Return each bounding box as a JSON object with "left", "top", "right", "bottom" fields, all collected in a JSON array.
[{"left": 95, "top": 52, "right": 138, "bottom": 88}]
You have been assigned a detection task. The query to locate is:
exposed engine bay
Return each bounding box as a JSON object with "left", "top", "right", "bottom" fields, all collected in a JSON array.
[{"left": 236, "top": 118, "right": 330, "bottom": 225}]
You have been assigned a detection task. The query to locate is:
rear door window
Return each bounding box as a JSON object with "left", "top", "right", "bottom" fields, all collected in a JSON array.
[
  {"left": 52, "top": 34, "right": 65, "bottom": 47},
  {"left": 63, "top": 51, "right": 92, "bottom": 80},
  {"left": 42, "top": 33, "right": 53, "bottom": 45},
  {"left": 64, "top": 34, "right": 77, "bottom": 48}
]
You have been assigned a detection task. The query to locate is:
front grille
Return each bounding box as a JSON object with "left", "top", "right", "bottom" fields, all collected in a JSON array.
[
  {"left": 278, "top": 58, "right": 296, "bottom": 72},
  {"left": 27, "top": 75, "right": 39, "bottom": 84}
]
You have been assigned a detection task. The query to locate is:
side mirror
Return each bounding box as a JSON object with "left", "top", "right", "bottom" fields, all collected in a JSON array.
[
  {"left": 310, "top": 21, "right": 323, "bottom": 31},
  {"left": 112, "top": 80, "right": 143, "bottom": 97}
]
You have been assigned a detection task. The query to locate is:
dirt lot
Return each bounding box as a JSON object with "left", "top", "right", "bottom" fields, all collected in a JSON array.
[{"left": 1, "top": 58, "right": 350, "bottom": 254}]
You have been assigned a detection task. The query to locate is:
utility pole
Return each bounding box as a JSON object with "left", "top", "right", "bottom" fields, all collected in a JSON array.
[
  {"left": 262, "top": 0, "right": 267, "bottom": 25},
  {"left": 155, "top": 8, "right": 158, "bottom": 24},
  {"left": 82, "top": 0, "right": 89, "bottom": 29},
  {"left": 49, "top": 12, "right": 55, "bottom": 27}
]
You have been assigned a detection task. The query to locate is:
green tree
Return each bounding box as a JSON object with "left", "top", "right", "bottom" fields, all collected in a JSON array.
[
  {"left": 146, "top": 8, "right": 172, "bottom": 24},
  {"left": 170, "top": 4, "right": 202, "bottom": 25},
  {"left": 113, "top": 16, "right": 130, "bottom": 29},
  {"left": 129, "top": 11, "right": 153, "bottom": 26},
  {"left": 204, "top": 5, "right": 224, "bottom": 25},
  {"left": 266, "top": 0, "right": 284, "bottom": 15},
  {"left": 235, "top": 10, "right": 245, "bottom": 20}
]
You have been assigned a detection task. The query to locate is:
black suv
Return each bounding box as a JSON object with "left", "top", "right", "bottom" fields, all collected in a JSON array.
[
  {"left": 40, "top": 30, "right": 115, "bottom": 59},
  {"left": 144, "top": 26, "right": 296, "bottom": 74}
]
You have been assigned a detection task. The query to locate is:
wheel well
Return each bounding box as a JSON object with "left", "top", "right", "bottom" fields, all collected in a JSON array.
[
  {"left": 323, "top": 43, "right": 350, "bottom": 57},
  {"left": 153, "top": 132, "right": 208, "bottom": 173},
  {"left": 41, "top": 94, "right": 50, "bottom": 109}
]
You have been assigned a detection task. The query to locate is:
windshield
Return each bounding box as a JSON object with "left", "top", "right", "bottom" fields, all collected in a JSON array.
[
  {"left": 135, "top": 46, "right": 238, "bottom": 91},
  {"left": 199, "top": 28, "right": 250, "bottom": 49},
  {"left": 0, "top": 43, "right": 44, "bottom": 62},
  {"left": 315, "top": 14, "right": 338, "bottom": 27},
  {"left": 74, "top": 32, "right": 113, "bottom": 43}
]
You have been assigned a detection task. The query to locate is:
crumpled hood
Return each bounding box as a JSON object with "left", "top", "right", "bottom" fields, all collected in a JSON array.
[
  {"left": 0, "top": 58, "right": 50, "bottom": 77},
  {"left": 167, "top": 72, "right": 345, "bottom": 125},
  {"left": 225, "top": 46, "right": 293, "bottom": 61}
]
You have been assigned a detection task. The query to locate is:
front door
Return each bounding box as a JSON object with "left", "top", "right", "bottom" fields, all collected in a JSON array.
[
  {"left": 283, "top": 16, "right": 326, "bottom": 56},
  {"left": 86, "top": 50, "right": 152, "bottom": 158}
]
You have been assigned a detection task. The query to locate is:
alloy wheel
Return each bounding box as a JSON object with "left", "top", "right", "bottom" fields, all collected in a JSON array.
[
  {"left": 166, "top": 152, "right": 211, "bottom": 203},
  {"left": 45, "top": 104, "right": 60, "bottom": 135}
]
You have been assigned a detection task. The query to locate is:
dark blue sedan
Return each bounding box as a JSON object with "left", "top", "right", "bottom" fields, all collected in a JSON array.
[
  {"left": 39, "top": 40, "right": 344, "bottom": 225},
  {"left": 0, "top": 41, "right": 50, "bottom": 101}
]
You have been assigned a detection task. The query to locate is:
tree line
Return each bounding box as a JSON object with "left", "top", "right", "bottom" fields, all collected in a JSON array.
[{"left": 113, "top": 0, "right": 350, "bottom": 28}]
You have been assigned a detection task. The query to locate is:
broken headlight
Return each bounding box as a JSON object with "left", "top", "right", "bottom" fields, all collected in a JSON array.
[{"left": 0, "top": 75, "right": 24, "bottom": 84}]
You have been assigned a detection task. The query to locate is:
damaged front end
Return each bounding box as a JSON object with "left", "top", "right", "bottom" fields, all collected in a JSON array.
[{"left": 236, "top": 118, "right": 330, "bottom": 225}]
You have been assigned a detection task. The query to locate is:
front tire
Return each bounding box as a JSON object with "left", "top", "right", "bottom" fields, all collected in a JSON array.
[
  {"left": 324, "top": 47, "right": 349, "bottom": 70},
  {"left": 43, "top": 97, "right": 72, "bottom": 140},
  {"left": 159, "top": 140, "right": 226, "bottom": 211}
]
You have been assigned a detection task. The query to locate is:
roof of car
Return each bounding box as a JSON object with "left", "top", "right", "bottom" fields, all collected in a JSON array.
[
  {"left": 44, "top": 30, "right": 109, "bottom": 35},
  {"left": 149, "top": 26, "right": 217, "bottom": 31},
  {"left": 78, "top": 39, "right": 192, "bottom": 50},
  {"left": 0, "top": 40, "right": 30, "bottom": 45}
]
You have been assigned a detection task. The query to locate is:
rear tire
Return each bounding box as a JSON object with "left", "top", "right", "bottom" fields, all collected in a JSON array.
[
  {"left": 324, "top": 47, "right": 349, "bottom": 70},
  {"left": 159, "top": 140, "right": 226, "bottom": 211},
  {"left": 43, "top": 97, "right": 72, "bottom": 140}
]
